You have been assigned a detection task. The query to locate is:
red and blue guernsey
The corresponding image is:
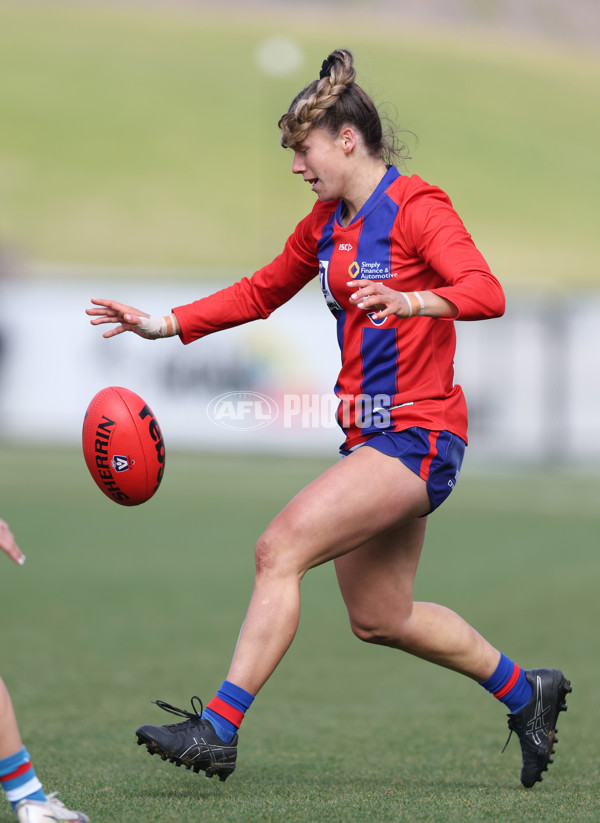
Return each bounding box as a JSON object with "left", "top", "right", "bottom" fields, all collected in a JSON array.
[{"left": 173, "top": 168, "right": 505, "bottom": 450}]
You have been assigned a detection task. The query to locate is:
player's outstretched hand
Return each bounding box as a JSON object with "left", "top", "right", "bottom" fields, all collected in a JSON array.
[
  {"left": 86, "top": 299, "right": 180, "bottom": 340},
  {"left": 86, "top": 298, "right": 151, "bottom": 338},
  {"left": 0, "top": 519, "right": 25, "bottom": 565}
]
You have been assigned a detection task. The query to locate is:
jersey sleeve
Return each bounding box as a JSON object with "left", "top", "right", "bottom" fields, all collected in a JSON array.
[
  {"left": 400, "top": 181, "right": 505, "bottom": 321},
  {"left": 172, "top": 204, "right": 329, "bottom": 344}
]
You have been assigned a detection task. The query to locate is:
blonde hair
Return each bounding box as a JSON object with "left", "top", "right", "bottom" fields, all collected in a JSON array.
[{"left": 279, "top": 48, "right": 406, "bottom": 165}]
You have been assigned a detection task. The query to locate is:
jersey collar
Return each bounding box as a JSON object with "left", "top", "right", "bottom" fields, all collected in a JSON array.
[{"left": 335, "top": 165, "right": 401, "bottom": 227}]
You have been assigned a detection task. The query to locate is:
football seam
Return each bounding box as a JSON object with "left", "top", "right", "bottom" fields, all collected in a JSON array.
[{"left": 113, "top": 387, "right": 151, "bottom": 499}]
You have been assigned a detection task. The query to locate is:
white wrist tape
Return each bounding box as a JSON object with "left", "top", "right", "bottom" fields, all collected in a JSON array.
[
  {"left": 400, "top": 292, "right": 413, "bottom": 317},
  {"left": 136, "top": 315, "right": 173, "bottom": 339}
]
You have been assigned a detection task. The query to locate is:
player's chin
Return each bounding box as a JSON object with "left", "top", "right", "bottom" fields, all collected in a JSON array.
[{"left": 314, "top": 186, "right": 336, "bottom": 202}]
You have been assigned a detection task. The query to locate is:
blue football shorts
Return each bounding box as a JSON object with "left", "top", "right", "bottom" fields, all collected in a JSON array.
[{"left": 340, "top": 427, "right": 466, "bottom": 513}]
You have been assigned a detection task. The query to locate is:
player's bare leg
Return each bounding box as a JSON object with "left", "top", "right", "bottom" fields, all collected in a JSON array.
[
  {"left": 225, "top": 446, "right": 498, "bottom": 694},
  {"left": 332, "top": 493, "right": 570, "bottom": 789},
  {"left": 0, "top": 678, "right": 23, "bottom": 759},
  {"left": 136, "top": 446, "right": 435, "bottom": 777},
  {"left": 333, "top": 520, "right": 500, "bottom": 680}
]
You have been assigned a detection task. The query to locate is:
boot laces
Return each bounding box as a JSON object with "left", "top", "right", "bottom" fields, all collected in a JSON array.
[
  {"left": 501, "top": 711, "right": 520, "bottom": 753},
  {"left": 501, "top": 729, "right": 513, "bottom": 754},
  {"left": 152, "top": 696, "right": 204, "bottom": 728}
]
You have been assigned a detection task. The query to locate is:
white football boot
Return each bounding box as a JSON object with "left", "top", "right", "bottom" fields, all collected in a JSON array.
[{"left": 15, "top": 793, "right": 89, "bottom": 823}]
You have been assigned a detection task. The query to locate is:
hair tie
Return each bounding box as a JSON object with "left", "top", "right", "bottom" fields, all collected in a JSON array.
[{"left": 319, "top": 58, "right": 333, "bottom": 79}]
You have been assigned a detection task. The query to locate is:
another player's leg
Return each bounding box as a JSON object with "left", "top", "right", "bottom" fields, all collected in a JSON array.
[
  {"left": 334, "top": 521, "right": 571, "bottom": 787},
  {"left": 0, "top": 678, "right": 89, "bottom": 822}
]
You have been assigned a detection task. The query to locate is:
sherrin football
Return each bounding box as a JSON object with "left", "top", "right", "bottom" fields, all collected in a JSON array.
[{"left": 82, "top": 386, "right": 166, "bottom": 506}]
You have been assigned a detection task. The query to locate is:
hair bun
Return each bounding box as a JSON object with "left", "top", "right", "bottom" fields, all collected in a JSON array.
[{"left": 319, "top": 58, "right": 333, "bottom": 79}]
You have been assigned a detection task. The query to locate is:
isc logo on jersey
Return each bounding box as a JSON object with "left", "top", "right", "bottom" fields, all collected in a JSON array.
[{"left": 338, "top": 243, "right": 352, "bottom": 251}]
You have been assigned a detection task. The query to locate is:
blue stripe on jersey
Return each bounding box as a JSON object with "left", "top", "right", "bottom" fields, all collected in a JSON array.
[
  {"left": 360, "top": 326, "right": 399, "bottom": 401},
  {"left": 333, "top": 310, "right": 347, "bottom": 402},
  {"left": 316, "top": 211, "right": 336, "bottom": 266},
  {"left": 354, "top": 188, "right": 400, "bottom": 278},
  {"left": 335, "top": 310, "right": 346, "bottom": 354}
]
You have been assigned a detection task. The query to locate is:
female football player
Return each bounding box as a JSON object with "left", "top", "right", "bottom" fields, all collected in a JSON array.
[
  {"left": 0, "top": 519, "right": 89, "bottom": 822},
  {"left": 87, "top": 48, "right": 570, "bottom": 789}
]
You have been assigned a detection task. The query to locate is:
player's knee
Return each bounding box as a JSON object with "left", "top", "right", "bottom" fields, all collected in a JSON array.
[
  {"left": 254, "top": 531, "right": 275, "bottom": 575},
  {"left": 349, "top": 613, "right": 414, "bottom": 648},
  {"left": 350, "top": 616, "right": 392, "bottom": 645},
  {"left": 254, "top": 511, "right": 323, "bottom": 581},
  {"left": 254, "top": 527, "right": 295, "bottom": 577}
]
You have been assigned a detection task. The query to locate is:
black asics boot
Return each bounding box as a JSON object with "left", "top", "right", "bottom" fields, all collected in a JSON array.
[
  {"left": 505, "top": 669, "right": 572, "bottom": 788},
  {"left": 136, "top": 696, "right": 237, "bottom": 782}
]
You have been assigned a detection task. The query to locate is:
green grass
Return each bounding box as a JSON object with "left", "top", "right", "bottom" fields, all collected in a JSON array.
[
  {"left": 0, "top": 445, "right": 598, "bottom": 821},
  {"left": 0, "top": 2, "right": 599, "bottom": 285}
]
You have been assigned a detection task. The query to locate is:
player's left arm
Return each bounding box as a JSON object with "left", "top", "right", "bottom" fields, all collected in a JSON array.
[
  {"left": 347, "top": 281, "right": 458, "bottom": 320},
  {"left": 401, "top": 185, "right": 505, "bottom": 321}
]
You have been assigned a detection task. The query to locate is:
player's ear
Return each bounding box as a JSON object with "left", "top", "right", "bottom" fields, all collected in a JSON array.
[{"left": 340, "top": 127, "right": 356, "bottom": 155}]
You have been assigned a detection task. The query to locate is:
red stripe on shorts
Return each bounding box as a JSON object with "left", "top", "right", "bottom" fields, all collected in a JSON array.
[
  {"left": 419, "top": 431, "right": 439, "bottom": 481},
  {"left": 206, "top": 696, "right": 244, "bottom": 728},
  {"left": 494, "top": 664, "right": 522, "bottom": 700}
]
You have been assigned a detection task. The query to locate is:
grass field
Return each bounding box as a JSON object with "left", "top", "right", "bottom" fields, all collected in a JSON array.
[
  {"left": 0, "top": 1, "right": 599, "bottom": 286},
  {"left": 0, "top": 444, "right": 598, "bottom": 822}
]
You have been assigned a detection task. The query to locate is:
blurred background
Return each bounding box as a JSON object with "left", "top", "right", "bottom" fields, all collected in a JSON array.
[{"left": 1, "top": 0, "right": 599, "bottom": 463}]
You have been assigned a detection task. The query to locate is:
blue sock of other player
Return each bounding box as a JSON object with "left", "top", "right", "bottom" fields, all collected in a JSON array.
[
  {"left": 479, "top": 652, "right": 533, "bottom": 713},
  {"left": 0, "top": 746, "right": 46, "bottom": 811},
  {"left": 203, "top": 680, "right": 255, "bottom": 743}
]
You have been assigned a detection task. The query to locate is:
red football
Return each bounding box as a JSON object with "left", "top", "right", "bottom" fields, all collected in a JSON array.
[{"left": 82, "top": 386, "right": 166, "bottom": 506}]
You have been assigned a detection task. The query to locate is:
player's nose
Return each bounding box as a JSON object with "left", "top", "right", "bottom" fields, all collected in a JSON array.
[{"left": 291, "top": 151, "right": 305, "bottom": 174}]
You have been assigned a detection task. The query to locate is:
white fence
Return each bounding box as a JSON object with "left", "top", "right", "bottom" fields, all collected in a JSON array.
[{"left": 0, "top": 269, "right": 598, "bottom": 464}]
